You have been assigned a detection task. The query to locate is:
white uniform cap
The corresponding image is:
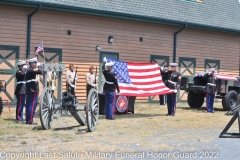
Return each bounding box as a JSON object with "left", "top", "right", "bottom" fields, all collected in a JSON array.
[
  {"left": 209, "top": 68, "right": 215, "bottom": 72},
  {"left": 105, "top": 62, "right": 114, "bottom": 67},
  {"left": 17, "top": 61, "right": 26, "bottom": 66},
  {"left": 28, "top": 57, "right": 38, "bottom": 63},
  {"left": 170, "top": 63, "right": 178, "bottom": 67}
]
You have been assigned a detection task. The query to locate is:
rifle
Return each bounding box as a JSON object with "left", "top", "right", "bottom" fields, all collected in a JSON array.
[
  {"left": 94, "top": 66, "right": 97, "bottom": 89},
  {"left": 73, "top": 66, "right": 78, "bottom": 94}
]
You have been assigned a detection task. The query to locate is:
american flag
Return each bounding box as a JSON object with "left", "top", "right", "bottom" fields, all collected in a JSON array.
[
  {"left": 106, "top": 58, "right": 175, "bottom": 96},
  {"left": 35, "top": 42, "right": 43, "bottom": 56}
]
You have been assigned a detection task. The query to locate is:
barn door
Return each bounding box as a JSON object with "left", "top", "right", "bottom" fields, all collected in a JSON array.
[
  {"left": 99, "top": 52, "right": 119, "bottom": 93},
  {"left": 178, "top": 57, "right": 196, "bottom": 102},
  {"left": 204, "top": 59, "right": 220, "bottom": 73},
  {"left": 0, "top": 45, "right": 19, "bottom": 105},
  {"left": 36, "top": 47, "right": 62, "bottom": 104},
  {"left": 148, "top": 55, "right": 169, "bottom": 103}
]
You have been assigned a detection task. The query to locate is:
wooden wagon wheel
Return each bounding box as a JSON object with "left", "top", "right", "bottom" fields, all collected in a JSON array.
[
  {"left": 86, "top": 88, "right": 99, "bottom": 132},
  {"left": 40, "top": 87, "right": 55, "bottom": 130}
]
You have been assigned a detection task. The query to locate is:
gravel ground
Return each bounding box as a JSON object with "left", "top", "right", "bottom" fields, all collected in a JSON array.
[{"left": 0, "top": 102, "right": 240, "bottom": 160}]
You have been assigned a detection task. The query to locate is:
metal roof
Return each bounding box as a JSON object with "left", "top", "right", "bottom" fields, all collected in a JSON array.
[{"left": 25, "top": 0, "right": 240, "bottom": 31}]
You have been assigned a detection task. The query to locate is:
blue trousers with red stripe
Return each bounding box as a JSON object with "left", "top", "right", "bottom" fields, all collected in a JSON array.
[
  {"left": 167, "top": 93, "right": 176, "bottom": 116},
  {"left": 16, "top": 94, "right": 26, "bottom": 121},
  {"left": 105, "top": 91, "right": 116, "bottom": 119},
  {"left": 34, "top": 95, "right": 38, "bottom": 117},
  {"left": 26, "top": 92, "right": 38, "bottom": 124},
  {"left": 206, "top": 93, "right": 214, "bottom": 112}
]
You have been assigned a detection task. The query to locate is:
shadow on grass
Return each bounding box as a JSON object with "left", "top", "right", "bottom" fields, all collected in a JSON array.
[
  {"left": 53, "top": 125, "right": 82, "bottom": 131},
  {"left": 98, "top": 113, "right": 167, "bottom": 119},
  {"left": 3, "top": 118, "right": 24, "bottom": 124},
  {"left": 32, "top": 126, "right": 45, "bottom": 131},
  {"left": 179, "top": 106, "right": 225, "bottom": 112},
  {"left": 116, "top": 113, "right": 167, "bottom": 119}
]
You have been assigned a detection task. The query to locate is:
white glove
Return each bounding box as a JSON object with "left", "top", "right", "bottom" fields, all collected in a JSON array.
[
  {"left": 92, "top": 84, "right": 96, "bottom": 87},
  {"left": 160, "top": 67, "right": 163, "bottom": 70},
  {"left": 23, "top": 65, "right": 27, "bottom": 69},
  {"left": 173, "top": 89, "right": 178, "bottom": 93},
  {"left": 37, "top": 62, "right": 40, "bottom": 67},
  {"left": 70, "top": 84, "right": 75, "bottom": 88},
  {"left": 75, "top": 77, "right": 78, "bottom": 80},
  {"left": 103, "top": 57, "right": 107, "bottom": 62}
]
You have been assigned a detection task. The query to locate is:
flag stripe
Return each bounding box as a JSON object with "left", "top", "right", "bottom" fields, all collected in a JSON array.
[
  {"left": 128, "top": 67, "right": 160, "bottom": 73},
  {"left": 126, "top": 80, "right": 164, "bottom": 85},
  {"left": 130, "top": 73, "right": 162, "bottom": 78},
  {"left": 120, "top": 88, "right": 171, "bottom": 93},
  {"left": 130, "top": 76, "right": 162, "bottom": 82},
  {"left": 120, "top": 85, "right": 169, "bottom": 91},
  {"left": 129, "top": 70, "right": 160, "bottom": 76},
  {"left": 127, "top": 64, "right": 159, "bottom": 70},
  {"left": 120, "top": 89, "right": 173, "bottom": 95}
]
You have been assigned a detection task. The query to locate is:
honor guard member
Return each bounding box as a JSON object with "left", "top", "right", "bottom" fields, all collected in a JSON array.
[
  {"left": 164, "top": 63, "right": 181, "bottom": 116},
  {"left": 205, "top": 68, "right": 217, "bottom": 113},
  {"left": 34, "top": 62, "right": 41, "bottom": 112},
  {"left": 102, "top": 57, "right": 120, "bottom": 120},
  {"left": 36, "top": 62, "right": 41, "bottom": 92},
  {"left": 47, "top": 68, "right": 57, "bottom": 94},
  {"left": 86, "top": 66, "right": 97, "bottom": 98},
  {"left": 159, "top": 65, "right": 169, "bottom": 105},
  {"left": 15, "top": 60, "right": 27, "bottom": 121},
  {"left": 66, "top": 64, "right": 78, "bottom": 95},
  {"left": 25, "top": 58, "right": 42, "bottom": 125}
]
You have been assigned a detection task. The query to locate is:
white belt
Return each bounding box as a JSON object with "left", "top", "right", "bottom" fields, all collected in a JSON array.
[
  {"left": 105, "top": 81, "right": 114, "bottom": 84},
  {"left": 207, "top": 83, "right": 216, "bottom": 86},
  {"left": 168, "top": 80, "right": 177, "bottom": 85},
  {"left": 26, "top": 79, "right": 36, "bottom": 83},
  {"left": 17, "top": 81, "right": 26, "bottom": 84}
]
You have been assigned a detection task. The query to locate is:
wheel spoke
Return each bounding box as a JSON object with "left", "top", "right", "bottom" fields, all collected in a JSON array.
[
  {"left": 45, "top": 114, "right": 49, "bottom": 126},
  {"left": 43, "top": 110, "right": 49, "bottom": 118},
  {"left": 44, "top": 95, "right": 49, "bottom": 106},
  {"left": 42, "top": 108, "right": 48, "bottom": 112},
  {"left": 91, "top": 114, "right": 95, "bottom": 127},
  {"left": 92, "top": 114, "right": 97, "bottom": 121},
  {"left": 92, "top": 97, "right": 97, "bottom": 105},
  {"left": 92, "top": 103, "right": 98, "bottom": 110},
  {"left": 47, "top": 93, "right": 51, "bottom": 106},
  {"left": 43, "top": 102, "right": 48, "bottom": 108}
]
